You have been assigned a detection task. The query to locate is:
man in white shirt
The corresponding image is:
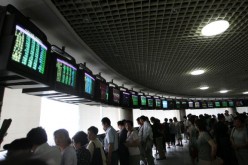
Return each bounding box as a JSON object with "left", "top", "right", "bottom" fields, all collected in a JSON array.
[
  {"left": 224, "top": 110, "right": 233, "bottom": 123},
  {"left": 101, "top": 117, "right": 118, "bottom": 165},
  {"left": 139, "top": 116, "right": 154, "bottom": 165},
  {"left": 26, "top": 127, "right": 61, "bottom": 165}
]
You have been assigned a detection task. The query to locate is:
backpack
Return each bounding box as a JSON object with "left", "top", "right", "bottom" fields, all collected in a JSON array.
[{"left": 90, "top": 142, "right": 103, "bottom": 165}]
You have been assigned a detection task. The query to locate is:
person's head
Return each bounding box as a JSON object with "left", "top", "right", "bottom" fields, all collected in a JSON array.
[
  {"left": 164, "top": 118, "right": 168, "bottom": 123},
  {"left": 173, "top": 117, "right": 177, "bottom": 122},
  {"left": 87, "top": 126, "right": 98, "bottom": 141},
  {"left": 233, "top": 115, "right": 246, "bottom": 128},
  {"left": 125, "top": 120, "right": 133, "bottom": 131},
  {"left": 72, "top": 131, "right": 88, "bottom": 150},
  {"left": 169, "top": 118, "right": 173, "bottom": 123},
  {"left": 195, "top": 119, "right": 207, "bottom": 132},
  {"left": 150, "top": 117, "right": 156, "bottom": 123},
  {"left": 139, "top": 116, "right": 147, "bottom": 125},
  {"left": 117, "top": 120, "right": 125, "bottom": 130},
  {"left": 189, "top": 115, "right": 195, "bottom": 125},
  {"left": 136, "top": 117, "right": 141, "bottom": 125},
  {"left": 53, "top": 129, "right": 71, "bottom": 149},
  {"left": 26, "top": 127, "right": 47, "bottom": 151},
  {"left": 225, "top": 110, "right": 229, "bottom": 116},
  {"left": 101, "top": 117, "right": 111, "bottom": 131},
  {"left": 3, "top": 138, "right": 32, "bottom": 158},
  {"left": 217, "top": 114, "right": 225, "bottom": 122}
]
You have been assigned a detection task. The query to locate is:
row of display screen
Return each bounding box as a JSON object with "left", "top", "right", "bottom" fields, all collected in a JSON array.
[{"left": 1, "top": 5, "right": 247, "bottom": 109}]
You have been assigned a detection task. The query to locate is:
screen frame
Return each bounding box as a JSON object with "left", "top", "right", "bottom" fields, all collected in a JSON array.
[
  {"left": 108, "top": 86, "right": 120, "bottom": 106},
  {"left": 0, "top": 12, "right": 51, "bottom": 86},
  {"left": 120, "top": 91, "right": 131, "bottom": 108},
  {"left": 51, "top": 52, "right": 78, "bottom": 96}
]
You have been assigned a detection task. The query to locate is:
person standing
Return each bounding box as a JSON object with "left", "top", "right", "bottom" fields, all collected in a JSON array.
[
  {"left": 101, "top": 117, "right": 118, "bottom": 165},
  {"left": 125, "top": 120, "right": 140, "bottom": 165},
  {"left": 139, "top": 116, "right": 155, "bottom": 165},
  {"left": 117, "top": 120, "right": 129, "bottom": 165},
  {"left": 26, "top": 127, "right": 61, "bottom": 165},
  {"left": 72, "top": 131, "right": 91, "bottom": 165},
  {"left": 87, "top": 126, "right": 107, "bottom": 165},
  {"left": 230, "top": 115, "right": 248, "bottom": 165},
  {"left": 54, "top": 129, "right": 77, "bottom": 165}
]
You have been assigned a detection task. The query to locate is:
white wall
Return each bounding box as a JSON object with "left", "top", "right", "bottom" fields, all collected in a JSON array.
[
  {"left": 236, "top": 107, "right": 248, "bottom": 113},
  {"left": 0, "top": 88, "right": 41, "bottom": 149},
  {"left": 40, "top": 98, "right": 80, "bottom": 145}
]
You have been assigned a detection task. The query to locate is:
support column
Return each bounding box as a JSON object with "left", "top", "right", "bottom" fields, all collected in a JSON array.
[
  {"left": 179, "top": 109, "right": 186, "bottom": 121},
  {"left": 0, "top": 87, "right": 5, "bottom": 119},
  {"left": 119, "top": 108, "right": 133, "bottom": 121}
]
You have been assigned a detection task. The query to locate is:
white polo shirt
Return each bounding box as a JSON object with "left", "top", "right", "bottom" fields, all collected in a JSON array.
[{"left": 104, "top": 126, "right": 118, "bottom": 152}]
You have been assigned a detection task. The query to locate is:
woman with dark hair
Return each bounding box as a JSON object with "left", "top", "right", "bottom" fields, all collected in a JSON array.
[
  {"left": 230, "top": 115, "right": 248, "bottom": 165},
  {"left": 72, "top": 131, "right": 91, "bottom": 165},
  {"left": 54, "top": 129, "right": 77, "bottom": 165},
  {"left": 195, "top": 119, "right": 217, "bottom": 165}
]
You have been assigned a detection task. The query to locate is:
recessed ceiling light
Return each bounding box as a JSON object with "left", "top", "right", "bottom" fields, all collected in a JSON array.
[
  {"left": 200, "top": 86, "right": 209, "bottom": 90},
  {"left": 190, "top": 69, "right": 205, "bottom": 75},
  {"left": 219, "top": 90, "right": 228, "bottom": 93},
  {"left": 201, "top": 20, "right": 229, "bottom": 36},
  {"left": 243, "top": 91, "right": 248, "bottom": 94}
]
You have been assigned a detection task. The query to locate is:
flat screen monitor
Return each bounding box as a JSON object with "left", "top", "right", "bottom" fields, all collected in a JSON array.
[
  {"left": 162, "top": 100, "right": 168, "bottom": 109},
  {"left": 168, "top": 100, "right": 175, "bottom": 109},
  {"left": 194, "top": 101, "right": 200, "bottom": 108},
  {"left": 112, "top": 88, "right": 120, "bottom": 104},
  {"left": 155, "top": 99, "right": 161, "bottom": 108},
  {"left": 56, "top": 58, "right": 77, "bottom": 88},
  {"left": 132, "top": 95, "right": 138, "bottom": 107},
  {"left": 11, "top": 25, "right": 48, "bottom": 75},
  {"left": 188, "top": 101, "right": 194, "bottom": 108},
  {"left": 0, "top": 14, "right": 50, "bottom": 85},
  {"left": 84, "top": 72, "right": 95, "bottom": 98},
  {"left": 176, "top": 101, "right": 181, "bottom": 109},
  {"left": 147, "top": 98, "right": 154, "bottom": 108},
  {"left": 215, "top": 101, "right": 221, "bottom": 108},
  {"left": 228, "top": 100, "right": 234, "bottom": 107},
  {"left": 207, "top": 101, "right": 214, "bottom": 108},
  {"left": 181, "top": 101, "right": 188, "bottom": 109},
  {"left": 221, "top": 101, "right": 228, "bottom": 107},
  {"left": 140, "top": 96, "right": 147, "bottom": 107},
  {"left": 202, "top": 101, "right": 208, "bottom": 108},
  {"left": 100, "top": 82, "right": 108, "bottom": 101},
  {"left": 235, "top": 100, "right": 244, "bottom": 107},
  {"left": 120, "top": 91, "right": 130, "bottom": 107}
]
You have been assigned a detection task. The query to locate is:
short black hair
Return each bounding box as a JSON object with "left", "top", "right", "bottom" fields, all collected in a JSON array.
[
  {"left": 117, "top": 120, "right": 125, "bottom": 126},
  {"left": 125, "top": 120, "right": 133, "bottom": 127},
  {"left": 101, "top": 117, "right": 111, "bottom": 126},
  {"left": 72, "top": 131, "right": 88, "bottom": 146},
  {"left": 88, "top": 126, "right": 98, "bottom": 135},
  {"left": 195, "top": 119, "right": 207, "bottom": 131},
  {"left": 26, "top": 127, "right": 47, "bottom": 145},
  {"left": 140, "top": 116, "right": 147, "bottom": 121}
]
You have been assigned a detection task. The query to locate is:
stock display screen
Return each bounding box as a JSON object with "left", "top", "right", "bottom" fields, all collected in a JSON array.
[
  {"left": 56, "top": 58, "right": 77, "bottom": 87},
  {"left": 11, "top": 25, "right": 47, "bottom": 74}
]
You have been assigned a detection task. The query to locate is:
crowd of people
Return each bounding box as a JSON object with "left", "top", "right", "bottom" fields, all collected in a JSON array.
[{"left": 0, "top": 110, "right": 248, "bottom": 165}]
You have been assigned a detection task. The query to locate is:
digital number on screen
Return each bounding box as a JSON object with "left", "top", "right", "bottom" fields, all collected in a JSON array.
[
  {"left": 56, "top": 59, "right": 77, "bottom": 87},
  {"left": 11, "top": 25, "right": 47, "bottom": 74}
]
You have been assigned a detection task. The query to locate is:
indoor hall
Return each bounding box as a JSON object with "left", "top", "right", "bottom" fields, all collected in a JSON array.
[{"left": 1, "top": 0, "right": 248, "bottom": 165}]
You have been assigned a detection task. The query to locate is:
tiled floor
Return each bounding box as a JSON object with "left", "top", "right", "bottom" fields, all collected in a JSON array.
[{"left": 153, "top": 141, "right": 191, "bottom": 165}]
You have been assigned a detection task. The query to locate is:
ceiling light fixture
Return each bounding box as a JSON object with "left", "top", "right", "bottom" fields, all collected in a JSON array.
[
  {"left": 200, "top": 86, "right": 209, "bottom": 90},
  {"left": 243, "top": 91, "right": 248, "bottom": 94},
  {"left": 201, "top": 20, "right": 229, "bottom": 36},
  {"left": 190, "top": 69, "right": 205, "bottom": 75},
  {"left": 219, "top": 90, "right": 228, "bottom": 93}
]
